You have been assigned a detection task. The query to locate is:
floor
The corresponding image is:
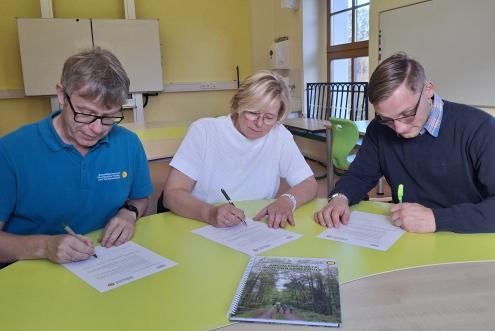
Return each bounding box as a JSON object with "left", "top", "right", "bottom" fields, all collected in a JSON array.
[{"left": 146, "top": 158, "right": 391, "bottom": 216}]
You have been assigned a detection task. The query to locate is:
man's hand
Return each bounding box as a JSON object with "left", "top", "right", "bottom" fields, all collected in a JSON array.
[
  {"left": 390, "top": 203, "right": 436, "bottom": 233},
  {"left": 314, "top": 196, "right": 350, "bottom": 228},
  {"left": 44, "top": 234, "right": 95, "bottom": 263},
  {"left": 209, "top": 203, "right": 246, "bottom": 228},
  {"left": 99, "top": 209, "right": 137, "bottom": 247},
  {"left": 253, "top": 196, "right": 295, "bottom": 229}
]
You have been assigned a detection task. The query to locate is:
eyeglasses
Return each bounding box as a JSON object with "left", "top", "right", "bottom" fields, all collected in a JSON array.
[
  {"left": 242, "top": 110, "right": 278, "bottom": 125},
  {"left": 375, "top": 85, "right": 425, "bottom": 126},
  {"left": 64, "top": 92, "right": 124, "bottom": 126}
]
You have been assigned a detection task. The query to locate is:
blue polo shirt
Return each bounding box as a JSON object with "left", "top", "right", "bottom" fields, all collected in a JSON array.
[{"left": 0, "top": 111, "right": 153, "bottom": 235}]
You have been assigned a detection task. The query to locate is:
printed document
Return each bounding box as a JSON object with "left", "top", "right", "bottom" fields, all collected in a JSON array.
[
  {"left": 318, "top": 211, "right": 404, "bottom": 251},
  {"left": 63, "top": 241, "right": 177, "bottom": 292},
  {"left": 192, "top": 219, "right": 302, "bottom": 256}
]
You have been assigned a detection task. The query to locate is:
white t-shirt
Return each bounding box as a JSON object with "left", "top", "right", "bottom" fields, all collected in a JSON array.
[{"left": 170, "top": 115, "right": 314, "bottom": 204}]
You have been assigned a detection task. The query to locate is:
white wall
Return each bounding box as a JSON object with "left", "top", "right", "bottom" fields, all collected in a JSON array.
[{"left": 301, "top": 0, "right": 327, "bottom": 115}]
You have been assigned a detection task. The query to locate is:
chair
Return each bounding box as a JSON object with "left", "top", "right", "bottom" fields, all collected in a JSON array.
[
  {"left": 327, "top": 118, "right": 389, "bottom": 199},
  {"left": 328, "top": 118, "right": 359, "bottom": 174},
  {"left": 285, "top": 82, "right": 368, "bottom": 142},
  {"left": 306, "top": 82, "right": 368, "bottom": 121},
  {"left": 324, "top": 118, "right": 359, "bottom": 190}
]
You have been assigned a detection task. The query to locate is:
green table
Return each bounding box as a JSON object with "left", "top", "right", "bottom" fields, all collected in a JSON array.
[
  {"left": 2, "top": 199, "right": 495, "bottom": 331},
  {"left": 119, "top": 122, "right": 187, "bottom": 160}
]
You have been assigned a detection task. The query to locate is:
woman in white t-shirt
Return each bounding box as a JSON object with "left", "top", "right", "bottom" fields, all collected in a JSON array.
[{"left": 162, "top": 70, "right": 317, "bottom": 229}]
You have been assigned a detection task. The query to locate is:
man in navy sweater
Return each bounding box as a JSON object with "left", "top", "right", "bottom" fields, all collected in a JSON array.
[{"left": 314, "top": 53, "right": 495, "bottom": 233}]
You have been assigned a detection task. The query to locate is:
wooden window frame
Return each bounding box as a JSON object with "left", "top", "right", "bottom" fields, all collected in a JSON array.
[{"left": 327, "top": 0, "right": 369, "bottom": 82}]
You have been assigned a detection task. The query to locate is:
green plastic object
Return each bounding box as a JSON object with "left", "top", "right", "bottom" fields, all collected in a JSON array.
[
  {"left": 398, "top": 184, "right": 404, "bottom": 203},
  {"left": 329, "top": 117, "right": 359, "bottom": 171}
]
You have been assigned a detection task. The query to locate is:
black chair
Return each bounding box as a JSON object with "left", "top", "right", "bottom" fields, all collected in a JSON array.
[
  {"left": 306, "top": 82, "right": 368, "bottom": 121},
  {"left": 287, "top": 82, "right": 368, "bottom": 143},
  {"left": 156, "top": 191, "right": 170, "bottom": 213}
]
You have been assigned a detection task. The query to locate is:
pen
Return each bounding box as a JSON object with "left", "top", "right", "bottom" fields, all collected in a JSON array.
[
  {"left": 220, "top": 188, "right": 247, "bottom": 226},
  {"left": 398, "top": 184, "right": 404, "bottom": 204},
  {"left": 62, "top": 223, "right": 98, "bottom": 258}
]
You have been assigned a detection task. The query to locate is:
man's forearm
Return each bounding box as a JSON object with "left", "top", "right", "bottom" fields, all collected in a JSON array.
[{"left": 0, "top": 231, "right": 49, "bottom": 263}]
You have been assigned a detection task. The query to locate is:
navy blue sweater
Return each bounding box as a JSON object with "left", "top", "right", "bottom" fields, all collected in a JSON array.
[{"left": 332, "top": 100, "right": 495, "bottom": 233}]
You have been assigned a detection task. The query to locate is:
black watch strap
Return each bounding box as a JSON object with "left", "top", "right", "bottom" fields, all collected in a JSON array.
[{"left": 122, "top": 201, "right": 139, "bottom": 220}]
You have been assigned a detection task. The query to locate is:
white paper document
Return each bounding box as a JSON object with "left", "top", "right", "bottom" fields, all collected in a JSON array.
[
  {"left": 63, "top": 241, "right": 177, "bottom": 292},
  {"left": 191, "top": 218, "right": 302, "bottom": 256},
  {"left": 318, "top": 211, "right": 405, "bottom": 251}
]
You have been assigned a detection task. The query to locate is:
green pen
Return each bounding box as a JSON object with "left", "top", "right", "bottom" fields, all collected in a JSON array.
[{"left": 397, "top": 184, "right": 404, "bottom": 204}]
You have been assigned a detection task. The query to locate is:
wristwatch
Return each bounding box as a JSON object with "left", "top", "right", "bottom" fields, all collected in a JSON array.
[
  {"left": 122, "top": 201, "right": 139, "bottom": 220},
  {"left": 328, "top": 193, "right": 349, "bottom": 203},
  {"left": 281, "top": 193, "right": 297, "bottom": 212}
]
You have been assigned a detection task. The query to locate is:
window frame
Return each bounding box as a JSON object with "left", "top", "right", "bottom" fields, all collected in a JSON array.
[{"left": 327, "top": 0, "right": 369, "bottom": 82}]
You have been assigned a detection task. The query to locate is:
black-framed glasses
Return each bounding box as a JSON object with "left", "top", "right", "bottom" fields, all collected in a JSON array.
[
  {"left": 64, "top": 92, "right": 124, "bottom": 125},
  {"left": 375, "top": 85, "right": 425, "bottom": 126}
]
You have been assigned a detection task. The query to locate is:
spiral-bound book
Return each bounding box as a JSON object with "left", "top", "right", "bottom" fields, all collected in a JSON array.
[{"left": 228, "top": 256, "right": 341, "bottom": 327}]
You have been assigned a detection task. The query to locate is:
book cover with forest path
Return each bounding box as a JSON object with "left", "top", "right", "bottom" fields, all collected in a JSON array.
[{"left": 228, "top": 256, "right": 341, "bottom": 327}]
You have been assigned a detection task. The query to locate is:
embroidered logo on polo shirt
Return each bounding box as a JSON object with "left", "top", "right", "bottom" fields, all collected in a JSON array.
[{"left": 97, "top": 172, "right": 125, "bottom": 181}]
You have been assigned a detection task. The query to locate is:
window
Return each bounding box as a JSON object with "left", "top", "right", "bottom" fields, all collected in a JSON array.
[{"left": 328, "top": 0, "right": 369, "bottom": 82}]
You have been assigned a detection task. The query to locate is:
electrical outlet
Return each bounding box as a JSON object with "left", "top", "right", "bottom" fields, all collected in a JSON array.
[{"left": 200, "top": 82, "right": 217, "bottom": 89}]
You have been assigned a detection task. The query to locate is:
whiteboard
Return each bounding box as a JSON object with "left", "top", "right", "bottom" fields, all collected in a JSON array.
[
  {"left": 17, "top": 18, "right": 93, "bottom": 95},
  {"left": 380, "top": 0, "right": 495, "bottom": 107},
  {"left": 17, "top": 18, "right": 163, "bottom": 95},
  {"left": 92, "top": 19, "right": 163, "bottom": 93}
]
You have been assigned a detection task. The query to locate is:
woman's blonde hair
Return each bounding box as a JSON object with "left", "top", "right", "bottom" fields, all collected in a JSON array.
[{"left": 230, "top": 70, "right": 291, "bottom": 121}]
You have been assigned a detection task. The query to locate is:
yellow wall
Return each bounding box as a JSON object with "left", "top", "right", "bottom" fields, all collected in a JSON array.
[
  {"left": 249, "top": 0, "right": 303, "bottom": 112},
  {"left": 0, "top": 0, "right": 252, "bottom": 136},
  {"left": 137, "top": 0, "right": 252, "bottom": 122},
  {"left": 250, "top": 0, "right": 301, "bottom": 70},
  {"left": 0, "top": 1, "right": 50, "bottom": 135},
  {"left": 0, "top": 97, "right": 50, "bottom": 135}
]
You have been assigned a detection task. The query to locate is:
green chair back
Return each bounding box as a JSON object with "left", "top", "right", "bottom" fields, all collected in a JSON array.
[{"left": 329, "top": 117, "right": 359, "bottom": 171}]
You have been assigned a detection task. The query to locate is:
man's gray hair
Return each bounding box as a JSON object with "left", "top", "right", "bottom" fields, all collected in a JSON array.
[{"left": 61, "top": 47, "right": 130, "bottom": 108}]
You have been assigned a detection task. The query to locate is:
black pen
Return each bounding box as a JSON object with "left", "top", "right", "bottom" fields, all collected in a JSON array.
[
  {"left": 220, "top": 188, "right": 247, "bottom": 226},
  {"left": 62, "top": 223, "right": 98, "bottom": 258}
]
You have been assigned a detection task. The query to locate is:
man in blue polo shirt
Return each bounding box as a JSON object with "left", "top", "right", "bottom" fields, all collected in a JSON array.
[
  {"left": 0, "top": 47, "right": 153, "bottom": 264},
  {"left": 314, "top": 53, "right": 495, "bottom": 233}
]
